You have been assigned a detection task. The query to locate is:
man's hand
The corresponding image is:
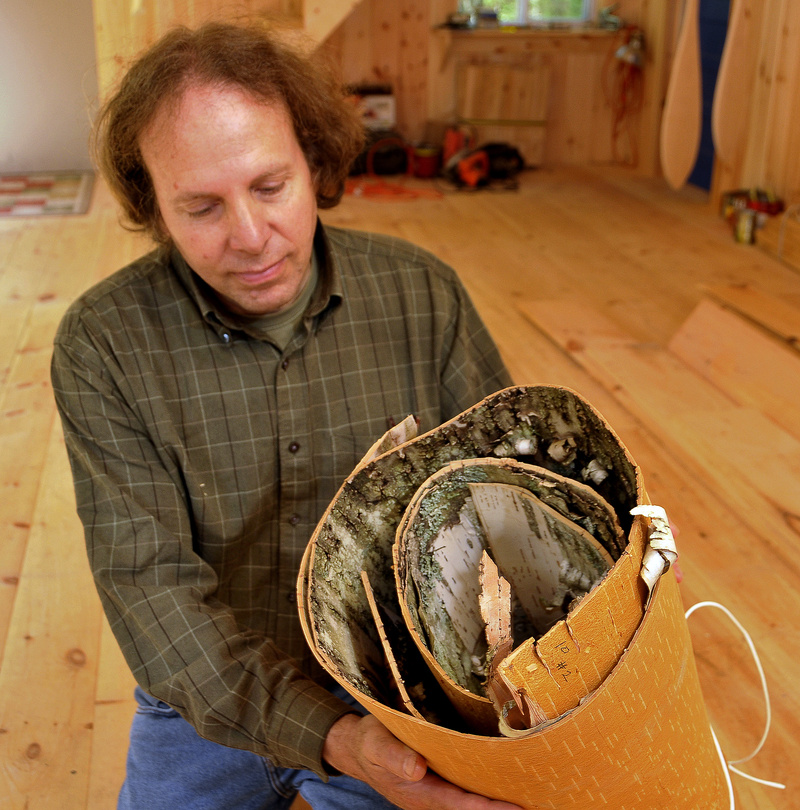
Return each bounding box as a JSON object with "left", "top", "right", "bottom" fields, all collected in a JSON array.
[{"left": 323, "top": 713, "right": 523, "bottom": 810}]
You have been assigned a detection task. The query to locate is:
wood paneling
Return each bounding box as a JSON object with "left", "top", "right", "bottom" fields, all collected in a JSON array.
[
  {"left": 422, "top": 27, "right": 631, "bottom": 166},
  {"left": 668, "top": 297, "right": 800, "bottom": 438},
  {"left": 88, "top": 0, "right": 678, "bottom": 173},
  {"left": 88, "top": 0, "right": 800, "bottom": 192},
  {"left": 302, "top": 0, "right": 362, "bottom": 45},
  {"left": 92, "top": 0, "right": 315, "bottom": 97},
  {"left": 455, "top": 58, "right": 551, "bottom": 166},
  {"left": 323, "top": 0, "right": 799, "bottom": 191},
  {"left": 324, "top": 0, "right": 677, "bottom": 171},
  {"left": 705, "top": 282, "right": 800, "bottom": 347},
  {"left": 320, "top": 0, "right": 443, "bottom": 144},
  {"left": 758, "top": 211, "right": 800, "bottom": 276},
  {"left": 711, "top": 0, "right": 800, "bottom": 206}
]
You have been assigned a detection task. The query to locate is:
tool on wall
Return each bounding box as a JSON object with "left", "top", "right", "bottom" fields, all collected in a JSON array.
[{"left": 660, "top": 0, "right": 702, "bottom": 189}]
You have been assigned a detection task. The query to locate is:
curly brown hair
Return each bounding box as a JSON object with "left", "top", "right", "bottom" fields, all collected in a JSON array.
[{"left": 93, "top": 22, "right": 365, "bottom": 243}]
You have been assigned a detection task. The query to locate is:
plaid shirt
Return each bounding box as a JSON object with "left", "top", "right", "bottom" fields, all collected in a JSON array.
[{"left": 51, "top": 223, "right": 511, "bottom": 775}]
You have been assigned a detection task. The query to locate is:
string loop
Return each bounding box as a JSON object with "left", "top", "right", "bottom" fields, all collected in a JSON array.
[{"left": 685, "top": 600, "right": 787, "bottom": 806}]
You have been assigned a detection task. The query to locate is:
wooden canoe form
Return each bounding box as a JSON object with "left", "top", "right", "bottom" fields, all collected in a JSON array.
[{"left": 298, "top": 386, "right": 727, "bottom": 808}]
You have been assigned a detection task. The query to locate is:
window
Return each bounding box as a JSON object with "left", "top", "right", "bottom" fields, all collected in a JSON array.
[{"left": 495, "top": 0, "right": 593, "bottom": 26}]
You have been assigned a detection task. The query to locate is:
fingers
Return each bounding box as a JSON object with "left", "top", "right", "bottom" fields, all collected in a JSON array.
[
  {"left": 324, "top": 713, "right": 524, "bottom": 809},
  {"left": 407, "top": 770, "right": 523, "bottom": 810},
  {"left": 361, "top": 715, "right": 426, "bottom": 781},
  {"left": 402, "top": 750, "right": 427, "bottom": 781}
]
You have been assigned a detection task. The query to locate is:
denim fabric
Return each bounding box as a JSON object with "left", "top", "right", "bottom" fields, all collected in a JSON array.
[{"left": 118, "top": 686, "right": 401, "bottom": 810}]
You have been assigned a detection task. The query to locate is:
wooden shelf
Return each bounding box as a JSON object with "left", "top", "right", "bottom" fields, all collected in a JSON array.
[
  {"left": 448, "top": 25, "right": 619, "bottom": 38},
  {"left": 443, "top": 24, "right": 621, "bottom": 55}
]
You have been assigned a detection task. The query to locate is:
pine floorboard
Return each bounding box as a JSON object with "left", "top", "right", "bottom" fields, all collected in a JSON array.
[{"left": 1, "top": 166, "right": 798, "bottom": 808}]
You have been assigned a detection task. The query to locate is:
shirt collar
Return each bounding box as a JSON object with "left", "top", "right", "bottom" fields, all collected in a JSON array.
[{"left": 168, "top": 219, "right": 343, "bottom": 342}]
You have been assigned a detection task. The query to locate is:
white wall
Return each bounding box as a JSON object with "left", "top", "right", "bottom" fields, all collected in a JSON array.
[{"left": 0, "top": 0, "right": 98, "bottom": 172}]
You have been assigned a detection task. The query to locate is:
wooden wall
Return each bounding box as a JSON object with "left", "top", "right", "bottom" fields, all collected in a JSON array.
[
  {"left": 87, "top": 0, "right": 679, "bottom": 174},
  {"left": 89, "top": 0, "right": 800, "bottom": 198},
  {"left": 91, "top": 0, "right": 302, "bottom": 95},
  {"left": 711, "top": 0, "right": 800, "bottom": 206},
  {"left": 322, "top": 0, "right": 677, "bottom": 173},
  {"left": 436, "top": 28, "right": 630, "bottom": 168},
  {"left": 319, "top": 0, "right": 452, "bottom": 145},
  {"left": 90, "top": 0, "right": 367, "bottom": 96}
]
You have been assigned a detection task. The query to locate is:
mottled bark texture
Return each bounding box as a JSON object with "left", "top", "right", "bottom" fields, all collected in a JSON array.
[{"left": 305, "top": 386, "right": 641, "bottom": 731}]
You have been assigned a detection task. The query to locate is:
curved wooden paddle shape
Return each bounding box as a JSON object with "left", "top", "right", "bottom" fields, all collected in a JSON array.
[
  {"left": 712, "top": 0, "right": 753, "bottom": 168},
  {"left": 660, "top": 0, "right": 702, "bottom": 189}
]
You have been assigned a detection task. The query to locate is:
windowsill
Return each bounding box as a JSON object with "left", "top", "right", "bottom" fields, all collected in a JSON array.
[{"left": 447, "top": 25, "right": 618, "bottom": 38}]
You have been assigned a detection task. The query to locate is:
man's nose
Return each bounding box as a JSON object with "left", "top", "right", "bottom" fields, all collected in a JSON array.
[{"left": 228, "top": 199, "right": 269, "bottom": 254}]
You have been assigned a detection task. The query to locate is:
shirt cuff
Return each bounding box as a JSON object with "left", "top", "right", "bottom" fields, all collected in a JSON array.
[{"left": 265, "top": 678, "right": 360, "bottom": 779}]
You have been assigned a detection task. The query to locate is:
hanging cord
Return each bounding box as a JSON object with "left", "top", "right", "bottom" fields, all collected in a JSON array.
[
  {"left": 685, "top": 601, "right": 787, "bottom": 807},
  {"left": 602, "top": 26, "right": 644, "bottom": 167}
]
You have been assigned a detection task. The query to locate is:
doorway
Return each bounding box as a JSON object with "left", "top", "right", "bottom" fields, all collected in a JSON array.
[{"left": 688, "top": 0, "right": 731, "bottom": 190}]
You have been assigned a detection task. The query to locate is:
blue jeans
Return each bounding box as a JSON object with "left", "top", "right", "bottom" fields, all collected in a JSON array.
[{"left": 118, "top": 686, "right": 400, "bottom": 810}]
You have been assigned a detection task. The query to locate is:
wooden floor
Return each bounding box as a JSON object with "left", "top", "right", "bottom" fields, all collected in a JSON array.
[{"left": 1, "top": 166, "right": 798, "bottom": 809}]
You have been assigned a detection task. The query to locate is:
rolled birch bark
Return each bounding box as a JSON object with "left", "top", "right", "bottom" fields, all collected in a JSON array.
[{"left": 298, "top": 386, "right": 727, "bottom": 808}]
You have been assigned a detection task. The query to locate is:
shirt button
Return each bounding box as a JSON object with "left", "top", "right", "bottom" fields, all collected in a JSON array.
[
  {"left": 286, "top": 590, "right": 297, "bottom": 604},
  {"left": 281, "top": 359, "right": 289, "bottom": 370},
  {"left": 288, "top": 441, "right": 300, "bottom": 453},
  {"left": 222, "top": 332, "right": 231, "bottom": 343},
  {"left": 288, "top": 513, "right": 300, "bottom": 525}
]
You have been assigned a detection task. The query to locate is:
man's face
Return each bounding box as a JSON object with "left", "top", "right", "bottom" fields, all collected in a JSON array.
[{"left": 139, "top": 83, "right": 319, "bottom": 317}]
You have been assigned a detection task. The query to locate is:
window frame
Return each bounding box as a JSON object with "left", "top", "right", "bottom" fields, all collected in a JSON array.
[{"left": 496, "top": 0, "right": 594, "bottom": 27}]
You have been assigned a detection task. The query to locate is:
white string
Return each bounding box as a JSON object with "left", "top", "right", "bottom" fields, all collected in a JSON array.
[
  {"left": 685, "top": 600, "right": 787, "bottom": 799},
  {"left": 710, "top": 725, "right": 736, "bottom": 809}
]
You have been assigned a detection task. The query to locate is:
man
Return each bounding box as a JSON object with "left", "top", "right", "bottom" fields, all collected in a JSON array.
[{"left": 52, "top": 22, "right": 517, "bottom": 810}]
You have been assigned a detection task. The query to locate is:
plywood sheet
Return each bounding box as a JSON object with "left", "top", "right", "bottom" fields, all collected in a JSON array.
[
  {"left": 519, "top": 297, "right": 800, "bottom": 570},
  {"left": 668, "top": 298, "right": 800, "bottom": 440},
  {"left": 704, "top": 283, "right": 800, "bottom": 349}
]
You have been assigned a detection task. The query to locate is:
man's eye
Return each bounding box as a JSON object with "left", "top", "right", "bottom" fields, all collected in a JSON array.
[
  {"left": 187, "top": 203, "right": 217, "bottom": 218},
  {"left": 257, "top": 182, "right": 285, "bottom": 196}
]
